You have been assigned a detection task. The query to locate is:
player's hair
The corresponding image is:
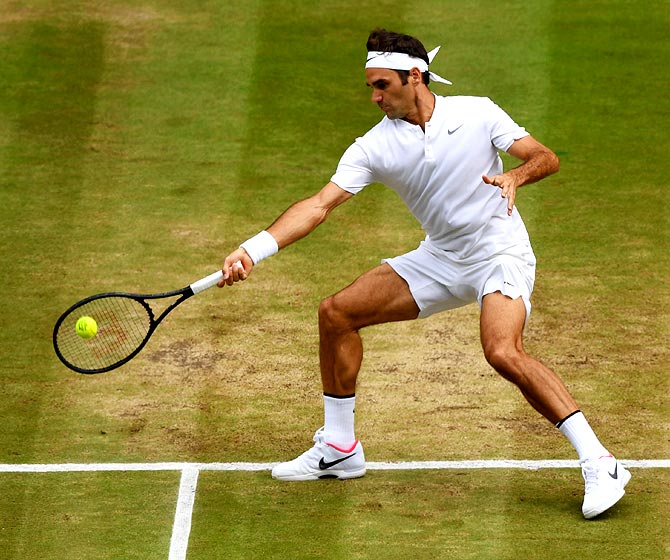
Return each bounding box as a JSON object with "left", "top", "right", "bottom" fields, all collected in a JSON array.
[{"left": 366, "top": 28, "right": 430, "bottom": 85}]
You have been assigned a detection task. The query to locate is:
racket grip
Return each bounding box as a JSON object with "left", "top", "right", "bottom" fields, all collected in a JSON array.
[{"left": 190, "top": 270, "right": 225, "bottom": 294}]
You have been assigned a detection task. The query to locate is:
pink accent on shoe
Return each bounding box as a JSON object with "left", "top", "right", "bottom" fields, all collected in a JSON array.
[{"left": 327, "top": 440, "right": 359, "bottom": 453}]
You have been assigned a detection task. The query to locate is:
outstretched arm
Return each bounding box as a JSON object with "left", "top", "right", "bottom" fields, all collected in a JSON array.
[
  {"left": 482, "top": 135, "right": 560, "bottom": 216},
  {"left": 266, "top": 181, "right": 353, "bottom": 249},
  {"left": 218, "top": 182, "right": 353, "bottom": 286}
]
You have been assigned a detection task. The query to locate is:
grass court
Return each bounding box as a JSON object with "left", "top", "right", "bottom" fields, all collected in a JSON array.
[{"left": 0, "top": 1, "right": 668, "bottom": 558}]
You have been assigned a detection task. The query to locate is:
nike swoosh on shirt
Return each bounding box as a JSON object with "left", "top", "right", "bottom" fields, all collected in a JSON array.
[
  {"left": 319, "top": 454, "right": 356, "bottom": 470},
  {"left": 448, "top": 124, "right": 463, "bottom": 134}
]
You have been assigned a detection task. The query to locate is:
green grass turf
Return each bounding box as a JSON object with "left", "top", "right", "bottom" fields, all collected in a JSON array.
[
  {"left": 0, "top": 0, "right": 667, "bottom": 558},
  {"left": 1, "top": 469, "right": 667, "bottom": 559},
  {"left": 0, "top": 471, "right": 179, "bottom": 560},
  {"left": 189, "top": 469, "right": 669, "bottom": 560}
]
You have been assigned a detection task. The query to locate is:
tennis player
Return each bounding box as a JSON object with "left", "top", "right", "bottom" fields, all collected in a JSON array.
[{"left": 219, "top": 29, "right": 630, "bottom": 519}]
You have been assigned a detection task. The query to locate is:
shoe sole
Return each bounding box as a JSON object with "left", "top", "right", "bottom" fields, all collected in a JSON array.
[
  {"left": 583, "top": 468, "right": 632, "bottom": 519},
  {"left": 272, "top": 467, "right": 367, "bottom": 482}
]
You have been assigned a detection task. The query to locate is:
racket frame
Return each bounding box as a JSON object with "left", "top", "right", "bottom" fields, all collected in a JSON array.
[{"left": 53, "top": 270, "right": 223, "bottom": 374}]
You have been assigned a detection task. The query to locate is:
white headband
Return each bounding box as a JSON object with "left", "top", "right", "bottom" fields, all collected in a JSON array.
[{"left": 365, "top": 46, "right": 452, "bottom": 85}]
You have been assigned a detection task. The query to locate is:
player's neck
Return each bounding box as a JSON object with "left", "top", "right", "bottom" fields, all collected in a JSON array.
[{"left": 403, "top": 90, "right": 435, "bottom": 131}]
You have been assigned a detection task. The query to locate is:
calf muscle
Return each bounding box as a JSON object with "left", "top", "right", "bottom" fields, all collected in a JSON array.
[
  {"left": 480, "top": 292, "right": 577, "bottom": 423},
  {"left": 319, "top": 265, "right": 419, "bottom": 395}
]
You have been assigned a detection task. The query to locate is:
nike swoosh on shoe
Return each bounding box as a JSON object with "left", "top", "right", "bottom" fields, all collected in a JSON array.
[
  {"left": 608, "top": 463, "right": 618, "bottom": 480},
  {"left": 319, "top": 454, "right": 356, "bottom": 470}
]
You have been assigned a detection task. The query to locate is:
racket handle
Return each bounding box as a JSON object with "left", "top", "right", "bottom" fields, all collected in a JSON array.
[{"left": 190, "top": 270, "right": 225, "bottom": 294}]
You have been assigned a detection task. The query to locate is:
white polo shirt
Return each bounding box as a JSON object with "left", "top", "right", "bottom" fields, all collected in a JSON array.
[{"left": 331, "top": 95, "right": 532, "bottom": 264}]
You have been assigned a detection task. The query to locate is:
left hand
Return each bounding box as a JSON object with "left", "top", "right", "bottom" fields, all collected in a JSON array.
[{"left": 482, "top": 173, "right": 518, "bottom": 216}]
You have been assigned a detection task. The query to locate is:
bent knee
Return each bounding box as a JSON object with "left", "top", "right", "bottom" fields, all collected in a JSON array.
[
  {"left": 483, "top": 345, "right": 526, "bottom": 383},
  {"left": 319, "top": 295, "right": 353, "bottom": 333}
]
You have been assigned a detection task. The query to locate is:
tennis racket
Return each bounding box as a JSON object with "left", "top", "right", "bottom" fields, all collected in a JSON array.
[{"left": 53, "top": 270, "right": 225, "bottom": 374}]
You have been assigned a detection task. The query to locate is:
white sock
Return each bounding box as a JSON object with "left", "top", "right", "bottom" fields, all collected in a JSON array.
[
  {"left": 323, "top": 394, "right": 356, "bottom": 449},
  {"left": 557, "top": 411, "right": 609, "bottom": 462}
]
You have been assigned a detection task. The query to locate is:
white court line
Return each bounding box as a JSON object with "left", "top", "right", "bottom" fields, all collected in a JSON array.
[
  {"left": 168, "top": 468, "right": 199, "bottom": 560},
  {"left": 0, "top": 459, "right": 668, "bottom": 473},
  {"left": 2, "top": 460, "right": 668, "bottom": 560}
]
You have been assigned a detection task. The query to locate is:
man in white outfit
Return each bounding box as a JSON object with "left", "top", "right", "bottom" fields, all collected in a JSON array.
[{"left": 219, "top": 28, "right": 630, "bottom": 519}]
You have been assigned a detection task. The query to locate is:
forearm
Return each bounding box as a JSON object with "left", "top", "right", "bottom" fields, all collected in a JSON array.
[
  {"left": 267, "top": 196, "right": 331, "bottom": 249},
  {"left": 505, "top": 143, "right": 560, "bottom": 188},
  {"left": 237, "top": 182, "right": 350, "bottom": 265},
  {"left": 219, "top": 183, "right": 351, "bottom": 285},
  {"left": 234, "top": 200, "right": 324, "bottom": 267},
  {"left": 218, "top": 204, "right": 319, "bottom": 286},
  {"left": 266, "top": 182, "right": 352, "bottom": 249}
]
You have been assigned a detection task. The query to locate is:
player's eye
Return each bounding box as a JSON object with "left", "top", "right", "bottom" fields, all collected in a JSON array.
[{"left": 366, "top": 80, "right": 389, "bottom": 90}]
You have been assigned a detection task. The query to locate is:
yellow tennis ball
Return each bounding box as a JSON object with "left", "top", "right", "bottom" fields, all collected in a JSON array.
[{"left": 75, "top": 316, "right": 98, "bottom": 339}]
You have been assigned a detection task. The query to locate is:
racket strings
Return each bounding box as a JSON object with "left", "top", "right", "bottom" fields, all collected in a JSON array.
[{"left": 55, "top": 296, "right": 152, "bottom": 371}]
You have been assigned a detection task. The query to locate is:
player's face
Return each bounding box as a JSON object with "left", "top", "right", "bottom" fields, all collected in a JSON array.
[{"left": 365, "top": 68, "right": 415, "bottom": 121}]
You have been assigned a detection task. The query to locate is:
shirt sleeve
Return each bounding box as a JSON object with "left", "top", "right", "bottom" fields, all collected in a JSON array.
[
  {"left": 330, "top": 140, "right": 374, "bottom": 195},
  {"left": 485, "top": 99, "right": 529, "bottom": 152}
]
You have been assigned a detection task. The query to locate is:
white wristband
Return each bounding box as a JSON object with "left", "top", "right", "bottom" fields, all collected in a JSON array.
[{"left": 240, "top": 230, "right": 279, "bottom": 264}]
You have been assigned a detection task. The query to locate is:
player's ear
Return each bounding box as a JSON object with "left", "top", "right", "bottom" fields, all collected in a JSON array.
[{"left": 409, "top": 67, "right": 422, "bottom": 86}]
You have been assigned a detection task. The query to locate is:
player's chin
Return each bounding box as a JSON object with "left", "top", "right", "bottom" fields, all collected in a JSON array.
[{"left": 378, "top": 104, "right": 394, "bottom": 117}]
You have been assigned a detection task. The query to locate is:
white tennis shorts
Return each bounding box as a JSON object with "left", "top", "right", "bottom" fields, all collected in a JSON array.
[{"left": 384, "top": 239, "right": 536, "bottom": 322}]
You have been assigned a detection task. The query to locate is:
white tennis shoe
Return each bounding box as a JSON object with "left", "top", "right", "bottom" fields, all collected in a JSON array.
[
  {"left": 581, "top": 454, "right": 631, "bottom": 519},
  {"left": 271, "top": 427, "right": 366, "bottom": 481}
]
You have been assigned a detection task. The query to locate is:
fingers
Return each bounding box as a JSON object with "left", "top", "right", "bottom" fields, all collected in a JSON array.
[
  {"left": 503, "top": 188, "right": 515, "bottom": 215},
  {"left": 482, "top": 174, "right": 516, "bottom": 216},
  {"left": 483, "top": 173, "right": 505, "bottom": 187},
  {"left": 507, "top": 186, "right": 517, "bottom": 215},
  {"left": 217, "top": 250, "right": 252, "bottom": 287},
  {"left": 218, "top": 260, "right": 245, "bottom": 287},
  {"left": 230, "top": 260, "right": 246, "bottom": 282}
]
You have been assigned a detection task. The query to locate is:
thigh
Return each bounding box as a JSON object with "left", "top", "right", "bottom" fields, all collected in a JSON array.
[
  {"left": 327, "top": 263, "right": 420, "bottom": 329},
  {"left": 479, "top": 291, "right": 527, "bottom": 352}
]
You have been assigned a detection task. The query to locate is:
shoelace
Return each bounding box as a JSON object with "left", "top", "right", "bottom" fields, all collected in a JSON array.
[
  {"left": 312, "top": 427, "right": 328, "bottom": 445},
  {"left": 582, "top": 464, "right": 600, "bottom": 493}
]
